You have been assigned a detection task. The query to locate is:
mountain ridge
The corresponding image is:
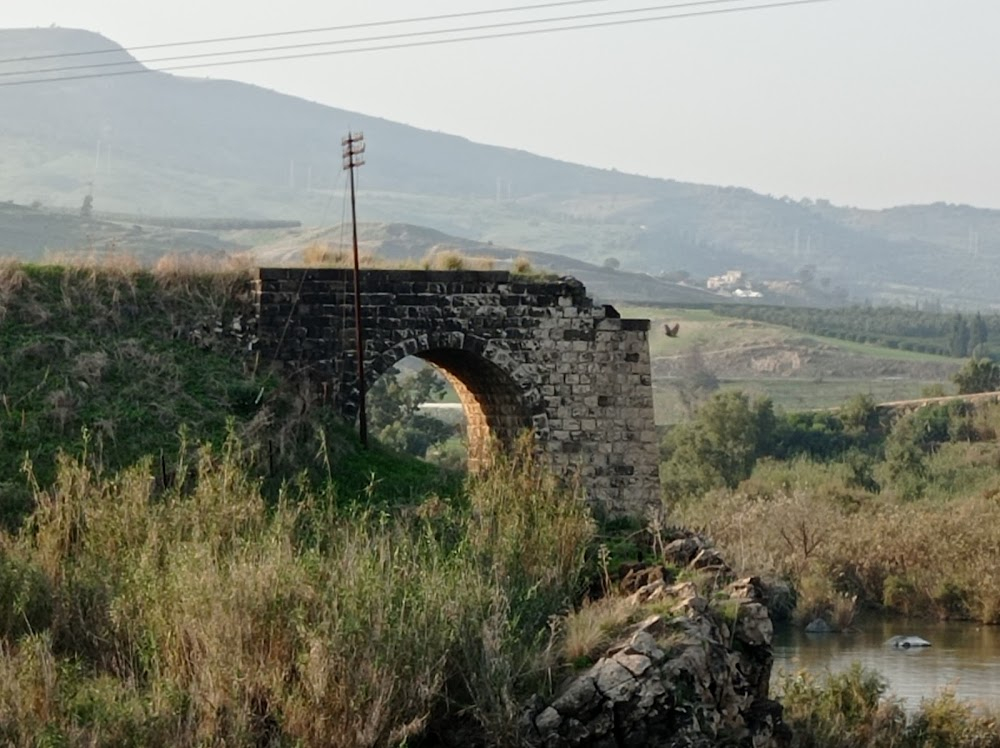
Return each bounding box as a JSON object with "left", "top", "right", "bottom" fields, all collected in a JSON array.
[{"left": 3, "top": 27, "right": 1000, "bottom": 308}]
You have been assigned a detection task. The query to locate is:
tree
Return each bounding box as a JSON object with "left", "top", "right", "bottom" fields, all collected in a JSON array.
[
  {"left": 673, "top": 346, "right": 719, "bottom": 418},
  {"left": 949, "top": 314, "right": 970, "bottom": 358},
  {"left": 368, "top": 366, "right": 458, "bottom": 458},
  {"left": 602, "top": 257, "right": 621, "bottom": 271},
  {"left": 80, "top": 194, "right": 93, "bottom": 218},
  {"left": 953, "top": 357, "right": 1000, "bottom": 394},
  {"left": 839, "top": 394, "right": 881, "bottom": 441},
  {"left": 661, "top": 391, "right": 775, "bottom": 498},
  {"left": 882, "top": 412, "right": 930, "bottom": 500},
  {"left": 971, "top": 312, "right": 989, "bottom": 353}
]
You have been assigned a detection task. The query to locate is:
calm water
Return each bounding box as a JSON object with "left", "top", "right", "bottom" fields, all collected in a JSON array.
[{"left": 773, "top": 619, "right": 1000, "bottom": 709}]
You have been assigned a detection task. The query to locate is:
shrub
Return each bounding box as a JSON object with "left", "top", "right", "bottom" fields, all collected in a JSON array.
[{"left": 953, "top": 357, "right": 1000, "bottom": 395}]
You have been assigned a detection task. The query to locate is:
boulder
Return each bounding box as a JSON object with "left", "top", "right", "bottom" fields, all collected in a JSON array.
[
  {"left": 523, "top": 577, "right": 790, "bottom": 747},
  {"left": 886, "top": 635, "right": 931, "bottom": 649},
  {"left": 805, "top": 618, "right": 833, "bottom": 634}
]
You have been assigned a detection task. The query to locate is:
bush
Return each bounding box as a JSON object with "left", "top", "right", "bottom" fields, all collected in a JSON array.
[
  {"left": 953, "top": 358, "right": 1000, "bottom": 394},
  {"left": 661, "top": 391, "right": 774, "bottom": 500}
]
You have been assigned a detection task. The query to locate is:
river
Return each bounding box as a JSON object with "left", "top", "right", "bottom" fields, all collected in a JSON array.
[{"left": 772, "top": 619, "right": 1000, "bottom": 709}]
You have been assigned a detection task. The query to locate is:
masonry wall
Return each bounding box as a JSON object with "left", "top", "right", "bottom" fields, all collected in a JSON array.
[{"left": 254, "top": 268, "right": 661, "bottom": 516}]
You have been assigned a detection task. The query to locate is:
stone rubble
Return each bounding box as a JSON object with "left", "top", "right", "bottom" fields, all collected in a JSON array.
[{"left": 523, "top": 538, "right": 792, "bottom": 748}]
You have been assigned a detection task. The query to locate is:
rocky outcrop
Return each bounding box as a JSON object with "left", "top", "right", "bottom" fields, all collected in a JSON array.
[{"left": 522, "top": 576, "right": 790, "bottom": 747}]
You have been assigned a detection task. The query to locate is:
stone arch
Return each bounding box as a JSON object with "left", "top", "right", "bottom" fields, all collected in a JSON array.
[
  {"left": 364, "top": 333, "right": 541, "bottom": 471},
  {"left": 254, "top": 267, "right": 662, "bottom": 516}
]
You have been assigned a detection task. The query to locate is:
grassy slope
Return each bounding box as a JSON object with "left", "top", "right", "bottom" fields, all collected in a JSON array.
[
  {"left": 0, "top": 261, "right": 460, "bottom": 528},
  {"left": 618, "top": 305, "right": 961, "bottom": 423}
]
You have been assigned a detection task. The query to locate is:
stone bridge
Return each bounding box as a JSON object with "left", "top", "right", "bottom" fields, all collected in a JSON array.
[{"left": 253, "top": 268, "right": 661, "bottom": 516}]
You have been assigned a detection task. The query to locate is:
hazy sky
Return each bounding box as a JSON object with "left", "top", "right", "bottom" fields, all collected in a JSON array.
[{"left": 6, "top": 0, "right": 1000, "bottom": 210}]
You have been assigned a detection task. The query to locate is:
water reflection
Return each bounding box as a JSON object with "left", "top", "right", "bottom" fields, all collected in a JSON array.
[{"left": 773, "top": 618, "right": 1000, "bottom": 709}]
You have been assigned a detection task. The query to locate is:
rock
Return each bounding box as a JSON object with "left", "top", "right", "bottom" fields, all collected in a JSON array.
[
  {"left": 619, "top": 564, "right": 675, "bottom": 594},
  {"left": 805, "top": 618, "right": 833, "bottom": 634},
  {"left": 690, "top": 547, "right": 733, "bottom": 577},
  {"left": 736, "top": 602, "right": 774, "bottom": 648},
  {"left": 524, "top": 579, "right": 790, "bottom": 747},
  {"left": 662, "top": 536, "right": 707, "bottom": 567},
  {"left": 887, "top": 635, "right": 932, "bottom": 649}
]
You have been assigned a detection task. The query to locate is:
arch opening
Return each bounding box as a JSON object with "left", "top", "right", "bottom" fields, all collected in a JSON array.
[
  {"left": 421, "top": 348, "right": 534, "bottom": 472},
  {"left": 363, "top": 348, "right": 534, "bottom": 473}
]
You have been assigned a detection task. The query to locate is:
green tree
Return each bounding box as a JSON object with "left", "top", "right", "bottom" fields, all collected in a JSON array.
[
  {"left": 952, "top": 357, "right": 1000, "bottom": 394},
  {"left": 661, "top": 391, "right": 774, "bottom": 499},
  {"left": 971, "top": 312, "right": 989, "bottom": 352},
  {"left": 839, "top": 394, "right": 882, "bottom": 442},
  {"left": 368, "top": 366, "right": 458, "bottom": 458},
  {"left": 949, "top": 314, "right": 970, "bottom": 357},
  {"left": 881, "top": 413, "right": 929, "bottom": 500}
]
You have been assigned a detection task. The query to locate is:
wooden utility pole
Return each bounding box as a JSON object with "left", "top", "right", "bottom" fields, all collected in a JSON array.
[{"left": 342, "top": 131, "right": 368, "bottom": 448}]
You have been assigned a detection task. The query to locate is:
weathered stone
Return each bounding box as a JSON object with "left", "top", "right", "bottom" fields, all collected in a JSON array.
[
  {"left": 616, "top": 652, "right": 653, "bottom": 678},
  {"left": 736, "top": 602, "right": 774, "bottom": 648},
  {"left": 690, "top": 547, "right": 732, "bottom": 576},
  {"left": 551, "top": 676, "right": 601, "bottom": 716},
  {"left": 535, "top": 706, "right": 562, "bottom": 734},
  {"left": 805, "top": 617, "right": 833, "bottom": 634},
  {"left": 593, "top": 659, "right": 639, "bottom": 701},
  {"left": 524, "top": 568, "right": 790, "bottom": 748},
  {"left": 620, "top": 563, "right": 675, "bottom": 594},
  {"left": 254, "top": 268, "right": 660, "bottom": 516},
  {"left": 662, "top": 536, "right": 706, "bottom": 566}
]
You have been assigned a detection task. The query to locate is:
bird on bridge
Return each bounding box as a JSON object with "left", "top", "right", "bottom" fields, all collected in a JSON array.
[{"left": 664, "top": 323, "right": 680, "bottom": 338}]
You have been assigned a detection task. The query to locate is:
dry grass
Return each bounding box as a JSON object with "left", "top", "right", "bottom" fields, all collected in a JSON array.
[
  {"left": 512, "top": 256, "right": 534, "bottom": 274},
  {"left": 0, "top": 260, "right": 29, "bottom": 322},
  {"left": 0, "top": 433, "right": 594, "bottom": 747},
  {"left": 560, "top": 596, "right": 639, "bottom": 663},
  {"left": 677, "top": 476, "right": 1000, "bottom": 623}
]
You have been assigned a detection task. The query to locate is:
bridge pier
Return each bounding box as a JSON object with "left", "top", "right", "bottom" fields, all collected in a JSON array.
[{"left": 254, "top": 268, "right": 661, "bottom": 516}]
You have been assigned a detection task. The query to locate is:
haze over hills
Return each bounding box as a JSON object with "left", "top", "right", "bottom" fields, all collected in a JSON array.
[{"left": 3, "top": 27, "right": 1000, "bottom": 308}]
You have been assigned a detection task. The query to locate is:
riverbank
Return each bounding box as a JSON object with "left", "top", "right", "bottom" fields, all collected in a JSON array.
[
  {"left": 777, "top": 663, "right": 1000, "bottom": 748},
  {"left": 774, "top": 618, "right": 1000, "bottom": 711}
]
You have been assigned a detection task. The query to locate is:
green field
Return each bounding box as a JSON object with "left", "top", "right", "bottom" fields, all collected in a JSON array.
[{"left": 621, "top": 306, "right": 961, "bottom": 424}]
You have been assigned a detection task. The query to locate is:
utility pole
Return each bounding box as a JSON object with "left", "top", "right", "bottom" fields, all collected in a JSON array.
[{"left": 342, "top": 131, "right": 368, "bottom": 448}]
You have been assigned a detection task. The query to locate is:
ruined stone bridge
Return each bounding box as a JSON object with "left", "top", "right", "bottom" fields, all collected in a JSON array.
[{"left": 253, "top": 268, "right": 661, "bottom": 515}]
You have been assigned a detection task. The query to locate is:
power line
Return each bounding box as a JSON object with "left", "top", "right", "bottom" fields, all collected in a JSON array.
[
  {"left": 0, "top": 0, "right": 757, "bottom": 79},
  {"left": 0, "top": 0, "right": 833, "bottom": 89},
  {"left": 0, "top": 0, "right": 616, "bottom": 65}
]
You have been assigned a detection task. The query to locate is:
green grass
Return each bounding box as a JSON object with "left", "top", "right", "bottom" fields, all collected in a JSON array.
[
  {"left": 0, "top": 261, "right": 464, "bottom": 529},
  {"left": 801, "top": 332, "right": 956, "bottom": 363},
  {"left": 624, "top": 304, "right": 956, "bottom": 364},
  {"left": 623, "top": 304, "right": 958, "bottom": 424}
]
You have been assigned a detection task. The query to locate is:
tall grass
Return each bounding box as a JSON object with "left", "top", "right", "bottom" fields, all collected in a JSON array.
[
  {"left": 0, "top": 434, "right": 594, "bottom": 747},
  {"left": 777, "top": 664, "right": 1000, "bottom": 747},
  {"left": 676, "top": 458, "right": 1000, "bottom": 622}
]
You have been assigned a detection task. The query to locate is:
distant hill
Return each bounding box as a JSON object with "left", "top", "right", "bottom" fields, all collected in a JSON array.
[
  {"left": 249, "top": 221, "right": 726, "bottom": 305},
  {"left": 3, "top": 27, "right": 1000, "bottom": 308}
]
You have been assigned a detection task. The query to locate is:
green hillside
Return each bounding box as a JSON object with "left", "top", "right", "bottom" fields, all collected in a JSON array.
[
  {"left": 622, "top": 306, "right": 964, "bottom": 423},
  {"left": 0, "top": 261, "right": 460, "bottom": 529}
]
